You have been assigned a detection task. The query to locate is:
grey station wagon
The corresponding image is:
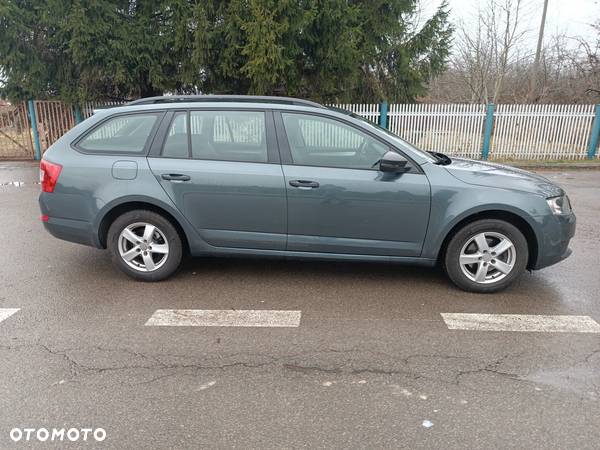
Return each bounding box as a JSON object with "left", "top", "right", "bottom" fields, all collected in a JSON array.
[{"left": 39, "top": 95, "right": 575, "bottom": 292}]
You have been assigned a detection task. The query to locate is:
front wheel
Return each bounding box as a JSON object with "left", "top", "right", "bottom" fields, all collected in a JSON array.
[
  {"left": 107, "top": 210, "right": 183, "bottom": 281},
  {"left": 444, "top": 219, "right": 529, "bottom": 293}
]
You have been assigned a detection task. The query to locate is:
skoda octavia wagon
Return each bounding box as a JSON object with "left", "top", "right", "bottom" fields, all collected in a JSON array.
[{"left": 39, "top": 95, "right": 575, "bottom": 292}]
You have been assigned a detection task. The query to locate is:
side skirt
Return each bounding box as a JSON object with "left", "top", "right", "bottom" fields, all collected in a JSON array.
[{"left": 191, "top": 247, "right": 437, "bottom": 267}]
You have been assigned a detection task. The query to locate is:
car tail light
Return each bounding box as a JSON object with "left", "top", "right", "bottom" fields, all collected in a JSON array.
[{"left": 40, "top": 159, "right": 62, "bottom": 193}]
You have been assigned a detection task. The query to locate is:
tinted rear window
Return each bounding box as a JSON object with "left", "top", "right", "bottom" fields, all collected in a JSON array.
[{"left": 78, "top": 113, "right": 160, "bottom": 154}]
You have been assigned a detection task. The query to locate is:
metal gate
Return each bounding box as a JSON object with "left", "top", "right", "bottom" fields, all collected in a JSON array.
[
  {"left": 0, "top": 103, "right": 34, "bottom": 160},
  {"left": 34, "top": 100, "right": 75, "bottom": 153}
]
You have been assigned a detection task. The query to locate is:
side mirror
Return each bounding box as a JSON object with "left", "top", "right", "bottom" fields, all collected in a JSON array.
[{"left": 379, "top": 151, "right": 409, "bottom": 173}]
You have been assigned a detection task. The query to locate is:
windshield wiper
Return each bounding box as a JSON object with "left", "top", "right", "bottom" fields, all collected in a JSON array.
[{"left": 427, "top": 151, "right": 452, "bottom": 165}]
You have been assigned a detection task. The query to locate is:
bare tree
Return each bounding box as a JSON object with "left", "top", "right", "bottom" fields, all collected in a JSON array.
[
  {"left": 426, "top": 20, "right": 600, "bottom": 104},
  {"left": 450, "top": 0, "right": 529, "bottom": 103},
  {"left": 424, "top": 0, "right": 531, "bottom": 103},
  {"left": 573, "top": 21, "right": 600, "bottom": 99}
]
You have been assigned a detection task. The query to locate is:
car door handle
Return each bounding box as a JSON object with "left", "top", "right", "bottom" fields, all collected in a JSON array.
[
  {"left": 289, "top": 179, "right": 319, "bottom": 189},
  {"left": 161, "top": 173, "right": 191, "bottom": 182}
]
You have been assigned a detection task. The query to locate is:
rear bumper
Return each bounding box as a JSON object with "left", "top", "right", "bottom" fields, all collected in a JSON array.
[
  {"left": 532, "top": 212, "right": 576, "bottom": 270},
  {"left": 39, "top": 193, "right": 98, "bottom": 248},
  {"left": 42, "top": 217, "right": 97, "bottom": 247}
]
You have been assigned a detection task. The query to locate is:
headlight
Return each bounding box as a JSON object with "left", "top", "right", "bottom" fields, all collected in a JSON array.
[{"left": 546, "top": 195, "right": 572, "bottom": 215}]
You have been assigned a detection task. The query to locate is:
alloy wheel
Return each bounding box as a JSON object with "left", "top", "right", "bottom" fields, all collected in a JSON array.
[
  {"left": 117, "top": 222, "right": 169, "bottom": 272},
  {"left": 459, "top": 232, "right": 516, "bottom": 284}
]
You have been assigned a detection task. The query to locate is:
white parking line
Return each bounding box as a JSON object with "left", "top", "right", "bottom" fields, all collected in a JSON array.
[
  {"left": 145, "top": 309, "right": 302, "bottom": 327},
  {"left": 441, "top": 313, "right": 600, "bottom": 333},
  {"left": 0, "top": 308, "right": 20, "bottom": 323}
]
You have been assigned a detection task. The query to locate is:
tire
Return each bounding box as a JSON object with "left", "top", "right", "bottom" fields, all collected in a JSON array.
[
  {"left": 444, "top": 219, "right": 528, "bottom": 293},
  {"left": 107, "top": 210, "right": 183, "bottom": 281}
]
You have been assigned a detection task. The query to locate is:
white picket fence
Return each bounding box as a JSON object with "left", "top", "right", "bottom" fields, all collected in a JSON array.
[
  {"left": 331, "top": 103, "right": 598, "bottom": 160},
  {"left": 490, "top": 104, "right": 596, "bottom": 160},
  {"left": 388, "top": 104, "right": 486, "bottom": 159},
  {"left": 326, "top": 103, "right": 381, "bottom": 124}
]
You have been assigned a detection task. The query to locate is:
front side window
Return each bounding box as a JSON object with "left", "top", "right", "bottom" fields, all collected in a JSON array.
[
  {"left": 281, "top": 113, "right": 388, "bottom": 169},
  {"left": 190, "top": 110, "right": 267, "bottom": 163},
  {"left": 78, "top": 113, "right": 159, "bottom": 153},
  {"left": 329, "top": 107, "right": 437, "bottom": 163}
]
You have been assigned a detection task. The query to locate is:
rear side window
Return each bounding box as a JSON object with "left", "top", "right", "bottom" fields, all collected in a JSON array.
[
  {"left": 78, "top": 113, "right": 160, "bottom": 154},
  {"left": 190, "top": 111, "right": 267, "bottom": 163}
]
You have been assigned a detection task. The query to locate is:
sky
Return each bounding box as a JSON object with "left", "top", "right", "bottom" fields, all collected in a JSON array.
[{"left": 423, "top": 0, "right": 599, "bottom": 49}]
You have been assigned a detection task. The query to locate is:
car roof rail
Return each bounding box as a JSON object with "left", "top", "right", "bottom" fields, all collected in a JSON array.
[{"left": 127, "top": 95, "right": 324, "bottom": 108}]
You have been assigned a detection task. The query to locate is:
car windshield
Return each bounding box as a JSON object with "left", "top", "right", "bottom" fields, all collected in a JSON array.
[{"left": 327, "top": 107, "right": 438, "bottom": 163}]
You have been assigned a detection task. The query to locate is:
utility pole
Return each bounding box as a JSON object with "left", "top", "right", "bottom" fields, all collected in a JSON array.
[{"left": 528, "top": 0, "right": 549, "bottom": 102}]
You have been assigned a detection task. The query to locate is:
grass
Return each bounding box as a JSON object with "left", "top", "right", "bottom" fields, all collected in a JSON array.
[
  {"left": 492, "top": 158, "right": 599, "bottom": 165},
  {"left": 500, "top": 158, "right": 600, "bottom": 163}
]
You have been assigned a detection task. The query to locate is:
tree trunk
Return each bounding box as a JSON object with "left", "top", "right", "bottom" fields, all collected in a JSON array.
[{"left": 139, "top": 72, "right": 162, "bottom": 98}]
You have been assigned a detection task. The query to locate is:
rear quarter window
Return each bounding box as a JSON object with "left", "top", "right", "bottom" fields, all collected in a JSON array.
[{"left": 76, "top": 113, "right": 161, "bottom": 154}]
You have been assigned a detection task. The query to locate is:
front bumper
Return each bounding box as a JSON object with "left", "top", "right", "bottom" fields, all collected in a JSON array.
[{"left": 532, "top": 212, "right": 576, "bottom": 270}]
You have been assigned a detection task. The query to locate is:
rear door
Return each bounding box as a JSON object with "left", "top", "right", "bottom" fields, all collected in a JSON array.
[{"left": 148, "top": 109, "right": 287, "bottom": 250}]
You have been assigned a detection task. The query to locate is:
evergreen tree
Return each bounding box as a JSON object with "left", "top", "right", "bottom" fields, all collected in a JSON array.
[{"left": 0, "top": 0, "right": 452, "bottom": 103}]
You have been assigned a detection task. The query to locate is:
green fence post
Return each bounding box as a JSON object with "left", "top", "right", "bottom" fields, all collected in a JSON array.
[
  {"left": 379, "top": 101, "right": 388, "bottom": 129},
  {"left": 27, "top": 100, "right": 42, "bottom": 160},
  {"left": 73, "top": 104, "right": 83, "bottom": 124},
  {"left": 481, "top": 103, "right": 495, "bottom": 160},
  {"left": 587, "top": 104, "right": 600, "bottom": 159}
]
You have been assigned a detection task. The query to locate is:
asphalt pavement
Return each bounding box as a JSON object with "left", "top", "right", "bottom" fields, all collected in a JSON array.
[{"left": 0, "top": 161, "right": 599, "bottom": 449}]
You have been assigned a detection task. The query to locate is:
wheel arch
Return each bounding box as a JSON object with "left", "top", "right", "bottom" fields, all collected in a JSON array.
[
  {"left": 438, "top": 209, "right": 539, "bottom": 270},
  {"left": 95, "top": 198, "right": 191, "bottom": 253}
]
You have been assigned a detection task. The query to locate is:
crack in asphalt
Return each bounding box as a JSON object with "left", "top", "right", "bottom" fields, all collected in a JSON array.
[
  {"left": 1, "top": 341, "right": 598, "bottom": 390},
  {"left": 283, "top": 364, "right": 343, "bottom": 374},
  {"left": 583, "top": 348, "right": 600, "bottom": 364}
]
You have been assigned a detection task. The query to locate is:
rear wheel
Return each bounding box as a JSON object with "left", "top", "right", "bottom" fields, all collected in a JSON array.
[
  {"left": 107, "top": 210, "right": 182, "bottom": 281},
  {"left": 444, "top": 219, "right": 528, "bottom": 293}
]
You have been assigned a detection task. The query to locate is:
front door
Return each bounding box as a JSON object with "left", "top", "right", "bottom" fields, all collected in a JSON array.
[
  {"left": 276, "top": 111, "right": 430, "bottom": 257},
  {"left": 148, "top": 109, "right": 286, "bottom": 250}
]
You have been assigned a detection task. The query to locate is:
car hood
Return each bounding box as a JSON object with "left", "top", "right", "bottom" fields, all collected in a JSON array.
[{"left": 443, "top": 158, "right": 564, "bottom": 197}]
